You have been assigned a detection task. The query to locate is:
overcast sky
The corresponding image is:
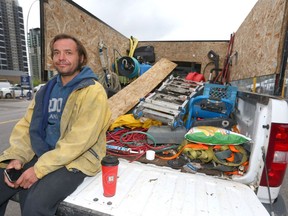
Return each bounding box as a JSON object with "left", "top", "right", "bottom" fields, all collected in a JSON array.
[{"left": 19, "top": 0, "right": 258, "bottom": 41}]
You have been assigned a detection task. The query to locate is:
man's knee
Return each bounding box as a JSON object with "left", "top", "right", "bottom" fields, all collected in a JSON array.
[{"left": 22, "top": 192, "right": 57, "bottom": 216}]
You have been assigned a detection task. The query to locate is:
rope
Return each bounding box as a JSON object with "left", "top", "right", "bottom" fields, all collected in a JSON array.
[
  {"left": 106, "top": 128, "right": 177, "bottom": 162},
  {"left": 97, "top": 69, "right": 121, "bottom": 92},
  {"left": 129, "top": 36, "right": 138, "bottom": 57}
]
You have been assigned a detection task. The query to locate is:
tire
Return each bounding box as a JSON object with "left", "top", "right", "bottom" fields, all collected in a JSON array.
[
  {"left": 5, "top": 93, "right": 12, "bottom": 99},
  {"left": 26, "top": 92, "right": 32, "bottom": 100}
]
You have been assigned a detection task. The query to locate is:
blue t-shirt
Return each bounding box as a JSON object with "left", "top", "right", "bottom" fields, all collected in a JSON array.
[
  {"left": 45, "top": 77, "right": 72, "bottom": 149},
  {"left": 44, "top": 67, "right": 98, "bottom": 150}
]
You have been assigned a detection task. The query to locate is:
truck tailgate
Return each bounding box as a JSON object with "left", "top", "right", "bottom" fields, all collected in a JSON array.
[{"left": 62, "top": 159, "right": 269, "bottom": 216}]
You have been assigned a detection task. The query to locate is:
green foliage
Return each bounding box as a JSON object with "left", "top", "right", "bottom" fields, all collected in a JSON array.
[{"left": 33, "top": 79, "right": 41, "bottom": 87}]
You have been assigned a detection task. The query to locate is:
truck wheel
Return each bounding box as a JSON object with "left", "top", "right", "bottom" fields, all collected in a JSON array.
[
  {"left": 5, "top": 93, "right": 12, "bottom": 99},
  {"left": 26, "top": 92, "right": 32, "bottom": 100}
]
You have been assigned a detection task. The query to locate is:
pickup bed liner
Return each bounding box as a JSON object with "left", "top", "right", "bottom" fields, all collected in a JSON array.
[{"left": 59, "top": 158, "right": 269, "bottom": 216}]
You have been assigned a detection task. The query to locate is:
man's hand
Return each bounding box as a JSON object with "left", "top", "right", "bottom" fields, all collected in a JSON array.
[
  {"left": 4, "top": 159, "right": 23, "bottom": 188},
  {"left": 4, "top": 160, "right": 39, "bottom": 189},
  {"left": 6, "top": 159, "right": 22, "bottom": 170},
  {"left": 15, "top": 167, "right": 39, "bottom": 189}
]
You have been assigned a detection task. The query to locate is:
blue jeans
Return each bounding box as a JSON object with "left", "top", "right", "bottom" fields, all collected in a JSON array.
[{"left": 0, "top": 157, "right": 86, "bottom": 216}]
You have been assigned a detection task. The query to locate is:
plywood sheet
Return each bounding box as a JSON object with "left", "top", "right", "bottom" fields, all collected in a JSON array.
[
  {"left": 230, "top": 0, "right": 287, "bottom": 80},
  {"left": 138, "top": 41, "right": 228, "bottom": 80},
  {"left": 108, "top": 58, "right": 177, "bottom": 124},
  {"left": 43, "top": 0, "right": 128, "bottom": 76}
]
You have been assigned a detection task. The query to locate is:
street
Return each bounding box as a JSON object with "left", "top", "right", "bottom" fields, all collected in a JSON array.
[
  {"left": 0, "top": 99, "right": 29, "bottom": 216},
  {"left": 0, "top": 99, "right": 31, "bottom": 153},
  {"left": 0, "top": 99, "right": 287, "bottom": 216}
]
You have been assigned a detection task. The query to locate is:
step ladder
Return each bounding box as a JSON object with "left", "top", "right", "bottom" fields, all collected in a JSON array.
[{"left": 133, "top": 75, "right": 204, "bottom": 129}]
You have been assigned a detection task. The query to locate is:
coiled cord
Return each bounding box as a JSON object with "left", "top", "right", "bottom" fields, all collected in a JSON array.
[
  {"left": 98, "top": 69, "right": 122, "bottom": 92},
  {"left": 106, "top": 128, "right": 177, "bottom": 162}
]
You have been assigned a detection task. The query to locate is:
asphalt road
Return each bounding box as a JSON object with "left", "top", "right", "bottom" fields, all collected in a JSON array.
[
  {"left": 0, "top": 99, "right": 287, "bottom": 216},
  {"left": 0, "top": 99, "right": 29, "bottom": 216}
]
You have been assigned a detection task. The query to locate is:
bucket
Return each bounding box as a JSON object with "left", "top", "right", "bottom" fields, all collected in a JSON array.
[{"left": 117, "top": 57, "right": 140, "bottom": 79}]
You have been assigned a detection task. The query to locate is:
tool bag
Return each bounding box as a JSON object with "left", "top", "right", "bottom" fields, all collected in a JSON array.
[
  {"left": 133, "top": 46, "right": 155, "bottom": 64},
  {"left": 178, "top": 140, "right": 249, "bottom": 174}
]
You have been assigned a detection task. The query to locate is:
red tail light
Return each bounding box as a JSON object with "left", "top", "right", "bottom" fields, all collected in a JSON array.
[{"left": 260, "top": 123, "right": 288, "bottom": 187}]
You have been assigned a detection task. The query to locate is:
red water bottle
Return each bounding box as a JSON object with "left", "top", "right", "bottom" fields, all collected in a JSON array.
[{"left": 101, "top": 155, "right": 119, "bottom": 197}]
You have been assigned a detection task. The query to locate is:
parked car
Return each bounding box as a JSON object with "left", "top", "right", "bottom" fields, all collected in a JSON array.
[
  {"left": 0, "top": 86, "right": 32, "bottom": 99},
  {"left": 0, "top": 80, "right": 11, "bottom": 89},
  {"left": 246, "top": 78, "right": 288, "bottom": 95},
  {"left": 33, "top": 83, "right": 46, "bottom": 92}
]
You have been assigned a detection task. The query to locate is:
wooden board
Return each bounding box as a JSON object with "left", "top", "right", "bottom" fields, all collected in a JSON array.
[{"left": 108, "top": 58, "right": 177, "bottom": 125}]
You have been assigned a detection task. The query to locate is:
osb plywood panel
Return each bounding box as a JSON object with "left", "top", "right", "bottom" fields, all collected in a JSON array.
[
  {"left": 43, "top": 0, "right": 129, "bottom": 77},
  {"left": 108, "top": 58, "right": 177, "bottom": 124},
  {"left": 138, "top": 41, "right": 229, "bottom": 81},
  {"left": 230, "top": 0, "right": 287, "bottom": 80},
  {"left": 43, "top": 0, "right": 229, "bottom": 83},
  {"left": 43, "top": 0, "right": 287, "bottom": 84}
]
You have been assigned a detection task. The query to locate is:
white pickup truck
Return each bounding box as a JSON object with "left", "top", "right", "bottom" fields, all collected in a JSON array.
[
  {"left": 37, "top": 1, "right": 288, "bottom": 215},
  {"left": 53, "top": 87, "right": 288, "bottom": 216},
  {"left": 0, "top": 86, "right": 32, "bottom": 99}
]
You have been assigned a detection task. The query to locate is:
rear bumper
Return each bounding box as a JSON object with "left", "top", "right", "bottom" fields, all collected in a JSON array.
[{"left": 257, "top": 185, "right": 281, "bottom": 203}]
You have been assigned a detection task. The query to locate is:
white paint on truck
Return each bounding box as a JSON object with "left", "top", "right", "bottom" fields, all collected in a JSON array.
[{"left": 64, "top": 159, "right": 269, "bottom": 216}]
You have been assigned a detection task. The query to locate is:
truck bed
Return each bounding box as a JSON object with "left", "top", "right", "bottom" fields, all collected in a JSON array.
[{"left": 58, "top": 158, "right": 269, "bottom": 216}]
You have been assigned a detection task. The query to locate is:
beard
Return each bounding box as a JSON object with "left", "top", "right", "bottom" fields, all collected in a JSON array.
[
  {"left": 58, "top": 68, "right": 79, "bottom": 77},
  {"left": 55, "top": 59, "right": 83, "bottom": 77}
]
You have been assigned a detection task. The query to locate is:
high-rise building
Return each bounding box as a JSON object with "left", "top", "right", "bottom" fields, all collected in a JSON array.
[
  {"left": 0, "top": 0, "right": 28, "bottom": 84},
  {"left": 28, "top": 27, "right": 41, "bottom": 81}
]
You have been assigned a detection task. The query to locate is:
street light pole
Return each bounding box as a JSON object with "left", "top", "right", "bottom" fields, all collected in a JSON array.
[{"left": 25, "top": 0, "right": 39, "bottom": 93}]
